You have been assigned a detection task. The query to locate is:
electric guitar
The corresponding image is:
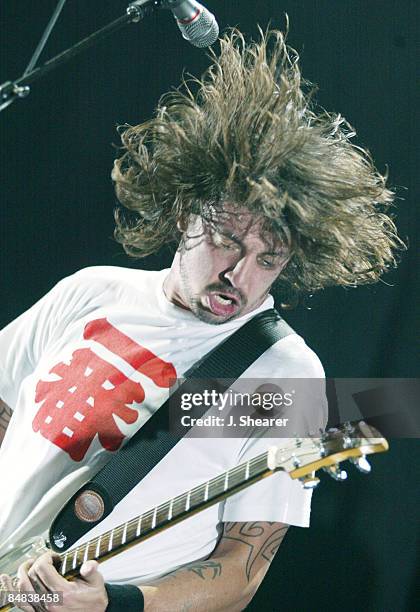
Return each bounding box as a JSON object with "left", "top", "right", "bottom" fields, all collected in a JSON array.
[{"left": 0, "top": 420, "right": 388, "bottom": 610}]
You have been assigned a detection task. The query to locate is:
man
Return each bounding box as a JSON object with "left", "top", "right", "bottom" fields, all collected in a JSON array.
[{"left": 0, "top": 29, "right": 401, "bottom": 611}]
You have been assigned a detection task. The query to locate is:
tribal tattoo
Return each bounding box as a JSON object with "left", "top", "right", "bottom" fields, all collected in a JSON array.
[
  {"left": 188, "top": 560, "right": 222, "bottom": 580},
  {"left": 221, "top": 522, "right": 289, "bottom": 583},
  {"left": 164, "top": 522, "right": 288, "bottom": 587},
  {"left": 166, "top": 560, "right": 222, "bottom": 582}
]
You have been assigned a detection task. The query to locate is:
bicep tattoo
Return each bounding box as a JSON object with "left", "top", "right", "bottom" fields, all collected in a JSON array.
[
  {"left": 164, "top": 559, "right": 223, "bottom": 582},
  {"left": 220, "top": 522, "right": 289, "bottom": 583},
  {"left": 186, "top": 560, "right": 222, "bottom": 581}
]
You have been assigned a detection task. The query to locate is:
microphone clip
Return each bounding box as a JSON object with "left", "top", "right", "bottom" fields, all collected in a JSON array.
[{"left": 127, "top": 0, "right": 162, "bottom": 24}]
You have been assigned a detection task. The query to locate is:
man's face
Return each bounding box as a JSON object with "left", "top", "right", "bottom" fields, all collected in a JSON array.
[{"left": 168, "top": 205, "right": 290, "bottom": 324}]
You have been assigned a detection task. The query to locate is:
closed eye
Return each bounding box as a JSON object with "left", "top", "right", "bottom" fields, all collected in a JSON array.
[
  {"left": 259, "top": 257, "right": 276, "bottom": 269},
  {"left": 257, "top": 253, "right": 287, "bottom": 269}
]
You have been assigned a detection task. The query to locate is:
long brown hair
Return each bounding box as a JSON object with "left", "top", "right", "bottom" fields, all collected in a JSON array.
[{"left": 112, "top": 28, "right": 404, "bottom": 298}]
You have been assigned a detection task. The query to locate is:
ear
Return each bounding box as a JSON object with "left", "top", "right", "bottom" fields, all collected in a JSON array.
[
  {"left": 177, "top": 213, "right": 201, "bottom": 233},
  {"left": 177, "top": 217, "right": 188, "bottom": 232},
  {"left": 176, "top": 217, "right": 189, "bottom": 253}
]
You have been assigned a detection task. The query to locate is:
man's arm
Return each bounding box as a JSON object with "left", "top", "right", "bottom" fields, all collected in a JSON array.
[
  {"left": 15, "top": 522, "right": 289, "bottom": 612},
  {"left": 0, "top": 398, "right": 12, "bottom": 447},
  {"left": 139, "top": 521, "right": 289, "bottom": 611}
]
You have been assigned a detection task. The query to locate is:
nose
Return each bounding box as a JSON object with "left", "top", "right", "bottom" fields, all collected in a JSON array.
[{"left": 221, "top": 254, "right": 255, "bottom": 292}]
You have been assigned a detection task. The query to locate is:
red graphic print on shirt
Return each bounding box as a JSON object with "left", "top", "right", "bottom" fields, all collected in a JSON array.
[{"left": 32, "top": 318, "right": 176, "bottom": 461}]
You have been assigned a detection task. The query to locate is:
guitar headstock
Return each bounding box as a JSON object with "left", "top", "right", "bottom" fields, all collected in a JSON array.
[{"left": 267, "top": 420, "right": 389, "bottom": 489}]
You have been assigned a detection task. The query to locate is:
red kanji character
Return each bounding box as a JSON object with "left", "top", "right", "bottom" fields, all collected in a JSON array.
[
  {"left": 84, "top": 318, "right": 176, "bottom": 387},
  {"left": 33, "top": 348, "right": 143, "bottom": 461},
  {"left": 33, "top": 318, "right": 177, "bottom": 461}
]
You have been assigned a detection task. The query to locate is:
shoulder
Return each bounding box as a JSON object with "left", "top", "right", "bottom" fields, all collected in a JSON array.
[
  {"left": 33, "top": 266, "right": 162, "bottom": 322},
  {"left": 244, "top": 328, "right": 325, "bottom": 379},
  {"left": 47, "top": 266, "right": 125, "bottom": 306},
  {"left": 71, "top": 265, "right": 159, "bottom": 286},
  {"left": 55, "top": 266, "right": 165, "bottom": 299}
]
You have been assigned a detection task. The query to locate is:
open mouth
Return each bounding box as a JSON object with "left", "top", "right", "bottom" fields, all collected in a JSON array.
[
  {"left": 207, "top": 292, "right": 240, "bottom": 316},
  {"left": 213, "top": 293, "right": 235, "bottom": 305}
]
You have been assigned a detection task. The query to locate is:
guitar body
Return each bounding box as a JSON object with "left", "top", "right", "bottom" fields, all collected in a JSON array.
[{"left": 0, "top": 536, "right": 49, "bottom": 577}]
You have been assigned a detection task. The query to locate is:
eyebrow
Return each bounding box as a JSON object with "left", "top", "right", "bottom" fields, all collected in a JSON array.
[{"left": 261, "top": 251, "right": 285, "bottom": 257}]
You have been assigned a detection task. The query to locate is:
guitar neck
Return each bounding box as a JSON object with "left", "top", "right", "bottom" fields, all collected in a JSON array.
[
  {"left": 53, "top": 422, "right": 389, "bottom": 579},
  {"left": 56, "top": 448, "right": 276, "bottom": 578}
]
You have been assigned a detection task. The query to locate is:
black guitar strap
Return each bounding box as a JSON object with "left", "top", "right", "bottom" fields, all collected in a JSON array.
[{"left": 49, "top": 308, "right": 295, "bottom": 551}]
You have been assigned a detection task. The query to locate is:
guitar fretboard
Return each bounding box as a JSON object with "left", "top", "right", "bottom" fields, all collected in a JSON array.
[{"left": 58, "top": 449, "right": 273, "bottom": 577}]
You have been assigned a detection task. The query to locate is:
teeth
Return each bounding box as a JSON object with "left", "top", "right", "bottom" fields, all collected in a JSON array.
[{"left": 214, "top": 294, "right": 233, "bottom": 305}]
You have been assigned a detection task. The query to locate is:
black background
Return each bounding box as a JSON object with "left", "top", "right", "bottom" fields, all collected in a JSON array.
[{"left": 1, "top": 2, "right": 418, "bottom": 610}]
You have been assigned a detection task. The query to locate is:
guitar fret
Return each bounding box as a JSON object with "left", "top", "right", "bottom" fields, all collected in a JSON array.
[
  {"left": 224, "top": 471, "right": 229, "bottom": 491},
  {"left": 95, "top": 535, "right": 101, "bottom": 558},
  {"left": 185, "top": 490, "right": 191, "bottom": 511},
  {"left": 72, "top": 548, "right": 78, "bottom": 570},
  {"left": 108, "top": 529, "right": 114, "bottom": 552},
  {"left": 168, "top": 498, "right": 173, "bottom": 521},
  {"left": 83, "top": 542, "right": 89, "bottom": 563},
  {"left": 245, "top": 460, "right": 250, "bottom": 480},
  {"left": 204, "top": 481, "right": 209, "bottom": 502},
  {"left": 151, "top": 507, "right": 157, "bottom": 530},
  {"left": 61, "top": 553, "right": 68, "bottom": 575},
  {"left": 122, "top": 522, "right": 128, "bottom": 545},
  {"left": 136, "top": 515, "right": 142, "bottom": 537}
]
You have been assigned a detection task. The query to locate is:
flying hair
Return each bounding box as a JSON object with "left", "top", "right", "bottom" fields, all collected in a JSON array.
[{"left": 112, "top": 26, "right": 404, "bottom": 300}]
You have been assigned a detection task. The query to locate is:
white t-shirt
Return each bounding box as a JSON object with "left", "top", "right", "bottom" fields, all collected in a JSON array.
[{"left": 0, "top": 266, "right": 326, "bottom": 583}]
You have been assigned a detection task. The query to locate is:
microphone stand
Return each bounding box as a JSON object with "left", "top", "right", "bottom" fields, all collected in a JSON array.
[{"left": 0, "top": 0, "right": 162, "bottom": 113}]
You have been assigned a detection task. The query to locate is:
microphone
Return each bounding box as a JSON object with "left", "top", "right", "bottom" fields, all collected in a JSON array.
[{"left": 161, "top": 0, "right": 219, "bottom": 48}]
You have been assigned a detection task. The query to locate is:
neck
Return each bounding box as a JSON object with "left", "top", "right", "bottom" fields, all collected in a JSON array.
[{"left": 162, "top": 253, "right": 189, "bottom": 311}]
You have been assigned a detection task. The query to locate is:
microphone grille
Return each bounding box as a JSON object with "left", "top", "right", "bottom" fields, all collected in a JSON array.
[{"left": 176, "top": 8, "right": 219, "bottom": 48}]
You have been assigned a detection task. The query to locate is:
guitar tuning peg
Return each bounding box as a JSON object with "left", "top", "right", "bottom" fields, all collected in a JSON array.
[
  {"left": 323, "top": 463, "right": 348, "bottom": 481},
  {"left": 350, "top": 455, "right": 371, "bottom": 474},
  {"left": 299, "top": 472, "right": 320, "bottom": 490},
  {"left": 343, "top": 421, "right": 355, "bottom": 434}
]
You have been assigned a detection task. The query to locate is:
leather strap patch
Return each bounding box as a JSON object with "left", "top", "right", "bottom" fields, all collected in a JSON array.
[{"left": 74, "top": 490, "right": 105, "bottom": 523}]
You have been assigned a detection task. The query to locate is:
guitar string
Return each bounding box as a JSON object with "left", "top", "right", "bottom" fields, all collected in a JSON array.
[
  {"left": 58, "top": 450, "right": 270, "bottom": 567},
  {"left": 61, "top": 444, "right": 320, "bottom": 567},
  {"left": 61, "top": 443, "right": 318, "bottom": 568}
]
